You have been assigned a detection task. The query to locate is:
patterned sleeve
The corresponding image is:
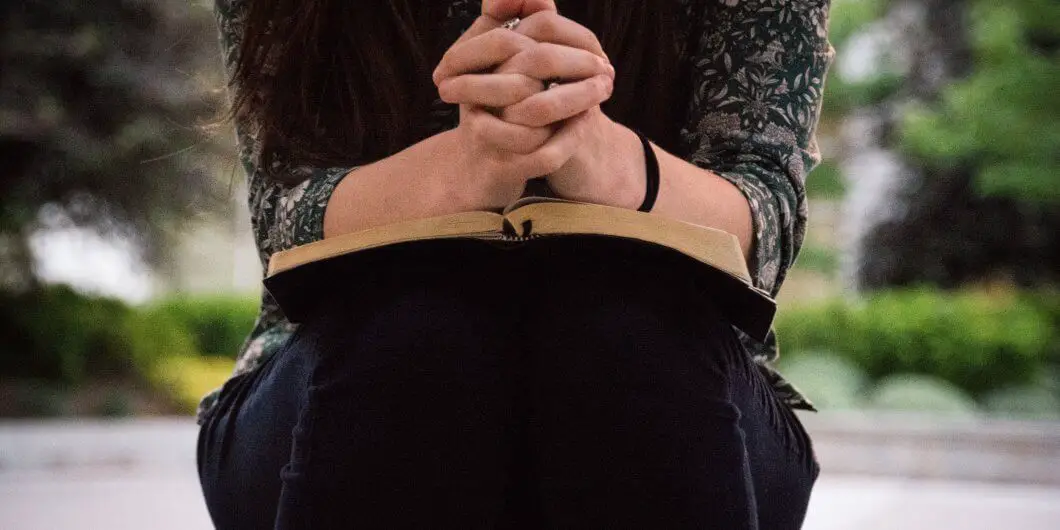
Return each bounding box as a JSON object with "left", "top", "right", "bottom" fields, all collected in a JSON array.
[
  {"left": 196, "top": 0, "right": 356, "bottom": 424},
  {"left": 680, "top": 0, "right": 834, "bottom": 296},
  {"left": 215, "top": 0, "right": 354, "bottom": 261}
]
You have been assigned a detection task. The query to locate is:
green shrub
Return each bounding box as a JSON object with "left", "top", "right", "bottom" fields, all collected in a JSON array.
[
  {"left": 118, "top": 309, "right": 200, "bottom": 375},
  {"left": 0, "top": 286, "right": 220, "bottom": 384},
  {"left": 792, "top": 245, "right": 840, "bottom": 276},
  {"left": 983, "top": 385, "right": 1060, "bottom": 421},
  {"left": 776, "top": 288, "right": 1056, "bottom": 398},
  {"left": 1025, "top": 289, "right": 1060, "bottom": 364},
  {"left": 95, "top": 389, "right": 135, "bottom": 418},
  {"left": 777, "top": 351, "right": 868, "bottom": 410},
  {"left": 868, "top": 374, "right": 980, "bottom": 417},
  {"left": 1, "top": 285, "right": 140, "bottom": 383},
  {"left": 2, "top": 380, "right": 70, "bottom": 417},
  {"left": 1, "top": 287, "right": 254, "bottom": 415},
  {"left": 151, "top": 355, "right": 235, "bottom": 413},
  {"left": 805, "top": 159, "right": 846, "bottom": 200},
  {"left": 148, "top": 296, "right": 257, "bottom": 359}
]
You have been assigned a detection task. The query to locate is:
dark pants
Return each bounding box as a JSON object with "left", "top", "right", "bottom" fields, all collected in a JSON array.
[{"left": 197, "top": 238, "right": 819, "bottom": 529}]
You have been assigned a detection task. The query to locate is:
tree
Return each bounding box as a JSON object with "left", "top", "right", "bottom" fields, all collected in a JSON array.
[
  {"left": 0, "top": 0, "right": 229, "bottom": 288},
  {"left": 901, "top": 0, "right": 1060, "bottom": 205},
  {"left": 833, "top": 0, "right": 1060, "bottom": 288}
]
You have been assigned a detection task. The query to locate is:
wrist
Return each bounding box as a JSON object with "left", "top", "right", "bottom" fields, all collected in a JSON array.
[
  {"left": 430, "top": 128, "right": 519, "bottom": 212},
  {"left": 430, "top": 129, "right": 485, "bottom": 213},
  {"left": 608, "top": 123, "right": 649, "bottom": 210},
  {"left": 553, "top": 115, "right": 645, "bottom": 210}
]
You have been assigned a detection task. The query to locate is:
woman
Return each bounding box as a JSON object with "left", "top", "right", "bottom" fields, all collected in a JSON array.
[{"left": 197, "top": 0, "right": 834, "bottom": 528}]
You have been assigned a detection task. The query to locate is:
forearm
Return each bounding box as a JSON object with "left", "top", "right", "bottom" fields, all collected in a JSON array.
[
  {"left": 556, "top": 119, "right": 754, "bottom": 261},
  {"left": 322, "top": 129, "right": 475, "bottom": 239},
  {"left": 652, "top": 143, "right": 755, "bottom": 260}
]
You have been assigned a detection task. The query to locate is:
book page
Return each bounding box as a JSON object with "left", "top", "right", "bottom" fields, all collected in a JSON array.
[{"left": 267, "top": 211, "right": 505, "bottom": 277}]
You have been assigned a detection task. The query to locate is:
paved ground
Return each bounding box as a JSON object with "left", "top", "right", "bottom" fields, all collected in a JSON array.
[
  {"left": 2, "top": 419, "right": 1059, "bottom": 529},
  {"left": 3, "top": 469, "right": 1059, "bottom": 529},
  {"left": 804, "top": 477, "right": 1060, "bottom": 530}
]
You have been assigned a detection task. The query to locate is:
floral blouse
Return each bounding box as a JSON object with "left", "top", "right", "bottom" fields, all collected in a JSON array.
[{"left": 198, "top": 0, "right": 835, "bottom": 422}]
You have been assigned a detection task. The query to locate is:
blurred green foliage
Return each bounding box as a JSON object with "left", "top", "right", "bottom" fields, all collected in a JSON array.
[
  {"left": 152, "top": 355, "right": 239, "bottom": 413},
  {"left": 778, "top": 352, "right": 869, "bottom": 410},
  {"left": 829, "top": 0, "right": 888, "bottom": 45},
  {"left": 818, "top": 0, "right": 902, "bottom": 117},
  {"left": 868, "top": 374, "right": 981, "bottom": 417},
  {"left": 0, "top": 286, "right": 250, "bottom": 402},
  {"left": 0, "top": 285, "right": 185, "bottom": 383},
  {"left": 899, "top": 0, "right": 1060, "bottom": 204},
  {"left": 148, "top": 296, "right": 258, "bottom": 359},
  {"left": 3, "top": 380, "right": 72, "bottom": 417},
  {"left": 0, "top": 286, "right": 250, "bottom": 414},
  {"left": 793, "top": 244, "right": 840, "bottom": 276},
  {"left": 776, "top": 288, "right": 1058, "bottom": 397},
  {"left": 805, "top": 160, "right": 846, "bottom": 200},
  {"left": 822, "top": 72, "right": 904, "bottom": 117},
  {"left": 779, "top": 349, "right": 1060, "bottom": 418},
  {"left": 829, "top": 0, "right": 1060, "bottom": 288},
  {"left": 0, "top": 0, "right": 225, "bottom": 286},
  {"left": 983, "top": 383, "right": 1060, "bottom": 420}
]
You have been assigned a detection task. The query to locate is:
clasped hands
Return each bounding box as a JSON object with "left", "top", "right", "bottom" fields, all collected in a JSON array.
[{"left": 432, "top": 0, "right": 643, "bottom": 211}]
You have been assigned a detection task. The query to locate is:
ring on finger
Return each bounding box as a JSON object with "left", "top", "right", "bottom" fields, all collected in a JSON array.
[{"left": 502, "top": 17, "right": 521, "bottom": 31}]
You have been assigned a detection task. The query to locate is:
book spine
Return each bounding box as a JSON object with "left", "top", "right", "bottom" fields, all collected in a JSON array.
[{"left": 500, "top": 218, "right": 539, "bottom": 241}]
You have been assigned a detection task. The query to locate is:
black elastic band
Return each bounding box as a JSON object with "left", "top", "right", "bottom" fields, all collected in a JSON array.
[{"left": 635, "top": 130, "right": 660, "bottom": 213}]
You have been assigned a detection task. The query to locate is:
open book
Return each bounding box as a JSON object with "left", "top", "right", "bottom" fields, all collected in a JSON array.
[{"left": 264, "top": 197, "right": 776, "bottom": 340}]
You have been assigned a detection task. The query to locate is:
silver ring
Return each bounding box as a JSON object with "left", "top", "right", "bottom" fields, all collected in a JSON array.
[
  {"left": 502, "top": 17, "right": 521, "bottom": 31},
  {"left": 545, "top": 80, "right": 561, "bottom": 91}
]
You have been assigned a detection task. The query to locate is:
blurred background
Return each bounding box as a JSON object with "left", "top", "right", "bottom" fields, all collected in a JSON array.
[{"left": 1, "top": 0, "right": 1057, "bottom": 528}]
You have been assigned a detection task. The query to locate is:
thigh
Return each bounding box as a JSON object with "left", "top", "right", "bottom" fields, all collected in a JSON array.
[
  {"left": 273, "top": 242, "right": 527, "bottom": 529},
  {"left": 523, "top": 238, "right": 759, "bottom": 529},
  {"left": 197, "top": 330, "right": 314, "bottom": 530},
  {"left": 732, "top": 351, "right": 820, "bottom": 530}
]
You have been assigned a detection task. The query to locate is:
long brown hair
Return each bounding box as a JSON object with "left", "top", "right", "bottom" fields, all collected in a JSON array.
[{"left": 230, "top": 1, "right": 697, "bottom": 182}]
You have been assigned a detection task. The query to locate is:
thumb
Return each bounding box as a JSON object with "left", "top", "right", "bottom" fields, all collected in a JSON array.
[{"left": 482, "top": 0, "right": 557, "bottom": 20}]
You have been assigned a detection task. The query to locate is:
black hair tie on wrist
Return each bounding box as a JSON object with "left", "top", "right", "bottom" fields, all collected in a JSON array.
[{"left": 634, "top": 129, "right": 660, "bottom": 213}]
